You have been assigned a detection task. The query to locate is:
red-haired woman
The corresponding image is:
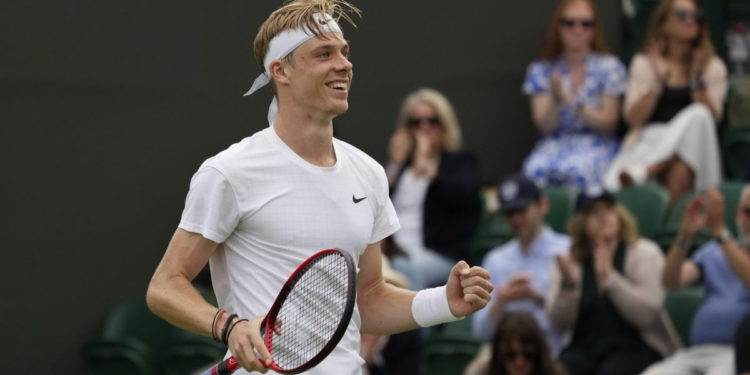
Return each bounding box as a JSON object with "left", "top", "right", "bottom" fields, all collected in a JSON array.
[{"left": 523, "top": 0, "right": 626, "bottom": 190}]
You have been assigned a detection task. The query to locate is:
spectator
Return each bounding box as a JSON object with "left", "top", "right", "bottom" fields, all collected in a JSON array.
[
  {"left": 738, "top": 314, "right": 750, "bottom": 375},
  {"left": 464, "top": 312, "right": 567, "bottom": 375},
  {"left": 547, "top": 188, "right": 679, "bottom": 375},
  {"left": 385, "top": 88, "right": 482, "bottom": 290},
  {"left": 644, "top": 187, "right": 750, "bottom": 374},
  {"left": 522, "top": 0, "right": 626, "bottom": 190},
  {"left": 604, "top": 0, "right": 727, "bottom": 208},
  {"left": 472, "top": 174, "right": 570, "bottom": 355}
]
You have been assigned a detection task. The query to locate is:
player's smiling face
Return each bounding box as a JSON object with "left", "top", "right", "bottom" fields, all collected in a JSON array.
[{"left": 286, "top": 33, "right": 353, "bottom": 119}]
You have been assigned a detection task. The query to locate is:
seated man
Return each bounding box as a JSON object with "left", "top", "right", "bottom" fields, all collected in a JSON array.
[
  {"left": 644, "top": 187, "right": 750, "bottom": 374},
  {"left": 471, "top": 174, "right": 570, "bottom": 354}
]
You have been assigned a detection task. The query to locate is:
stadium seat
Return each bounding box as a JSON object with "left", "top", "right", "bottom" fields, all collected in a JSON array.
[
  {"left": 720, "top": 180, "right": 746, "bottom": 234},
  {"left": 614, "top": 184, "right": 670, "bottom": 240},
  {"left": 722, "top": 127, "right": 750, "bottom": 179},
  {"left": 654, "top": 193, "right": 710, "bottom": 252},
  {"left": 82, "top": 296, "right": 174, "bottom": 375},
  {"left": 469, "top": 212, "right": 513, "bottom": 265},
  {"left": 424, "top": 318, "right": 481, "bottom": 375},
  {"left": 542, "top": 186, "right": 575, "bottom": 234},
  {"left": 163, "top": 328, "right": 225, "bottom": 375},
  {"left": 664, "top": 287, "right": 704, "bottom": 346}
]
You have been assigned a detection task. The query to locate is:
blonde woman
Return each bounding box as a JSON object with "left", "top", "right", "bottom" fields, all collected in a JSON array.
[
  {"left": 385, "top": 88, "right": 482, "bottom": 290},
  {"left": 604, "top": 0, "right": 727, "bottom": 207},
  {"left": 546, "top": 189, "right": 679, "bottom": 375}
]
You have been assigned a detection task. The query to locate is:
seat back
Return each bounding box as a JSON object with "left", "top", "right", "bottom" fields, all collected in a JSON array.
[{"left": 615, "top": 184, "right": 670, "bottom": 239}]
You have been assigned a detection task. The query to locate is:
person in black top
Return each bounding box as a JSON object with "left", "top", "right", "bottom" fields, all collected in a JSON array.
[
  {"left": 603, "top": 0, "right": 727, "bottom": 208},
  {"left": 385, "top": 88, "right": 481, "bottom": 291}
]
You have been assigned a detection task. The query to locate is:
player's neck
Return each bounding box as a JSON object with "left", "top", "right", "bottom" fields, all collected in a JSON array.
[{"left": 274, "top": 109, "right": 337, "bottom": 167}]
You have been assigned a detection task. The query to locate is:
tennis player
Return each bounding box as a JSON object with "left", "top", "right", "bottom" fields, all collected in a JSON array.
[{"left": 146, "top": 1, "right": 493, "bottom": 374}]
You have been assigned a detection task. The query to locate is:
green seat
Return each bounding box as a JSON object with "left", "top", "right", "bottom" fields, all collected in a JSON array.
[
  {"left": 665, "top": 287, "right": 704, "bottom": 346},
  {"left": 615, "top": 184, "right": 670, "bottom": 240},
  {"left": 720, "top": 180, "right": 745, "bottom": 235},
  {"left": 424, "top": 318, "right": 480, "bottom": 375},
  {"left": 542, "top": 186, "right": 575, "bottom": 234},
  {"left": 722, "top": 127, "right": 750, "bottom": 179},
  {"left": 82, "top": 296, "right": 175, "bottom": 375},
  {"left": 469, "top": 212, "right": 513, "bottom": 265},
  {"left": 163, "top": 329, "right": 225, "bottom": 375},
  {"left": 654, "top": 193, "right": 711, "bottom": 252}
]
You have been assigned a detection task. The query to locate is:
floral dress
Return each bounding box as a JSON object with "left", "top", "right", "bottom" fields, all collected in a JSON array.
[{"left": 522, "top": 53, "right": 626, "bottom": 189}]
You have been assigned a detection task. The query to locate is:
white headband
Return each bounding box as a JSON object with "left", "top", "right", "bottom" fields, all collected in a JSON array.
[{"left": 244, "top": 13, "right": 343, "bottom": 126}]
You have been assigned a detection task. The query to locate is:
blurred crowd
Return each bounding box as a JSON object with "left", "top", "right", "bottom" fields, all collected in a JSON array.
[{"left": 366, "top": 1, "right": 750, "bottom": 374}]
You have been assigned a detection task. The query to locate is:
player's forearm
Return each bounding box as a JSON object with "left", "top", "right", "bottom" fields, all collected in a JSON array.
[
  {"left": 357, "top": 281, "right": 419, "bottom": 335},
  {"left": 146, "top": 274, "right": 217, "bottom": 336}
]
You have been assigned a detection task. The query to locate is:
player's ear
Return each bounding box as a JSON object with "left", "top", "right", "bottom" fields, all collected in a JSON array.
[{"left": 270, "top": 60, "right": 291, "bottom": 85}]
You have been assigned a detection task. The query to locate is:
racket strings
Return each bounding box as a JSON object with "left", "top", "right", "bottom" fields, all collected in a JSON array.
[{"left": 271, "top": 254, "right": 350, "bottom": 370}]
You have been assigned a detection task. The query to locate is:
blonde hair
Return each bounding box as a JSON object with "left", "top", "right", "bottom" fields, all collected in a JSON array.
[
  {"left": 252, "top": 0, "right": 361, "bottom": 68},
  {"left": 567, "top": 203, "right": 640, "bottom": 262},
  {"left": 396, "top": 88, "right": 463, "bottom": 151}
]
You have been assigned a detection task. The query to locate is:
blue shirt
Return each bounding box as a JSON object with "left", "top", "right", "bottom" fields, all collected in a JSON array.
[
  {"left": 472, "top": 226, "right": 570, "bottom": 354},
  {"left": 690, "top": 241, "right": 750, "bottom": 345}
]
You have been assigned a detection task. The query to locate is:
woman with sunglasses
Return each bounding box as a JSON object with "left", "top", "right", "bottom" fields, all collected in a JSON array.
[
  {"left": 547, "top": 189, "right": 679, "bottom": 375},
  {"left": 385, "top": 88, "right": 481, "bottom": 291},
  {"left": 604, "top": 0, "right": 727, "bottom": 207},
  {"left": 464, "top": 311, "right": 566, "bottom": 375},
  {"left": 522, "top": 0, "right": 626, "bottom": 190}
]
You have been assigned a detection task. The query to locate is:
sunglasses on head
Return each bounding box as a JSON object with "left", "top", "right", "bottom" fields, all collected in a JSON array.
[
  {"left": 561, "top": 18, "right": 595, "bottom": 29},
  {"left": 407, "top": 116, "right": 440, "bottom": 127},
  {"left": 501, "top": 348, "right": 536, "bottom": 361},
  {"left": 672, "top": 8, "right": 704, "bottom": 23}
]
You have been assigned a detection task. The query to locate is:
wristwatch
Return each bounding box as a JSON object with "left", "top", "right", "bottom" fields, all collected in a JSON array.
[{"left": 714, "top": 228, "right": 733, "bottom": 245}]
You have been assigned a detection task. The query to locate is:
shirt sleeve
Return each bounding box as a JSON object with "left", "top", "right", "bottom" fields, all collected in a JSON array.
[
  {"left": 178, "top": 166, "right": 240, "bottom": 244},
  {"left": 369, "top": 166, "right": 400, "bottom": 244},
  {"left": 522, "top": 61, "right": 551, "bottom": 95},
  {"left": 624, "top": 54, "right": 658, "bottom": 118},
  {"left": 704, "top": 57, "right": 728, "bottom": 119},
  {"left": 602, "top": 55, "right": 627, "bottom": 96}
]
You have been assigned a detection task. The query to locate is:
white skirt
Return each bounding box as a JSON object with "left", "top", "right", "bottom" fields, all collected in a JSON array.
[{"left": 604, "top": 103, "right": 722, "bottom": 192}]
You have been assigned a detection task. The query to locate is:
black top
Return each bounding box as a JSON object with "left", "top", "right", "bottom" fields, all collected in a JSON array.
[
  {"left": 648, "top": 86, "right": 692, "bottom": 124},
  {"left": 564, "top": 245, "right": 650, "bottom": 361},
  {"left": 390, "top": 150, "right": 481, "bottom": 262}
]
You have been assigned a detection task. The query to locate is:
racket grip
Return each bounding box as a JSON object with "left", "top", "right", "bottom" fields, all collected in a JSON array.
[{"left": 201, "top": 357, "right": 239, "bottom": 375}]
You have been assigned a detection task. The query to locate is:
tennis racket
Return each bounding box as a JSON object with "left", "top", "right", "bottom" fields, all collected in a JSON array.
[{"left": 202, "top": 248, "right": 357, "bottom": 375}]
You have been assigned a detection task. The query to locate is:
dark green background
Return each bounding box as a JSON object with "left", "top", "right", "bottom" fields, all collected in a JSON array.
[{"left": 2, "top": 1, "right": 624, "bottom": 373}]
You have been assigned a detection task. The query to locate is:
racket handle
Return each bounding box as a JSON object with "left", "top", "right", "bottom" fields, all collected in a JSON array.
[{"left": 201, "top": 356, "right": 240, "bottom": 375}]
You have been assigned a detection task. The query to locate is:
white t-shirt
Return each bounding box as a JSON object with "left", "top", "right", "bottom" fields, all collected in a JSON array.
[
  {"left": 178, "top": 126, "right": 400, "bottom": 375},
  {"left": 391, "top": 169, "right": 430, "bottom": 258}
]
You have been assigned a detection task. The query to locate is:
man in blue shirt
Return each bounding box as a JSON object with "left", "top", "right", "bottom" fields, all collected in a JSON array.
[
  {"left": 644, "top": 186, "right": 750, "bottom": 374},
  {"left": 471, "top": 174, "right": 570, "bottom": 354}
]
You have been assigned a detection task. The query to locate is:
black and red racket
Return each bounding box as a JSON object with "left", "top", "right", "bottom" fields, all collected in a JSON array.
[{"left": 202, "top": 248, "right": 357, "bottom": 375}]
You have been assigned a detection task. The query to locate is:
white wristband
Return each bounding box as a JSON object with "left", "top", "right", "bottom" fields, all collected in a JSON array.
[{"left": 411, "top": 286, "right": 463, "bottom": 327}]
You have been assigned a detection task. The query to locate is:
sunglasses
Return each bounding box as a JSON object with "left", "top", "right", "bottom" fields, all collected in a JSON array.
[
  {"left": 672, "top": 9, "right": 704, "bottom": 23},
  {"left": 407, "top": 116, "right": 440, "bottom": 127},
  {"left": 501, "top": 348, "right": 536, "bottom": 361},
  {"left": 561, "top": 18, "right": 595, "bottom": 29},
  {"left": 742, "top": 206, "right": 750, "bottom": 216}
]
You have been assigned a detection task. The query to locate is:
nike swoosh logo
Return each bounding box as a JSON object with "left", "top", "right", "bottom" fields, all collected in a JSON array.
[{"left": 352, "top": 195, "right": 367, "bottom": 203}]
